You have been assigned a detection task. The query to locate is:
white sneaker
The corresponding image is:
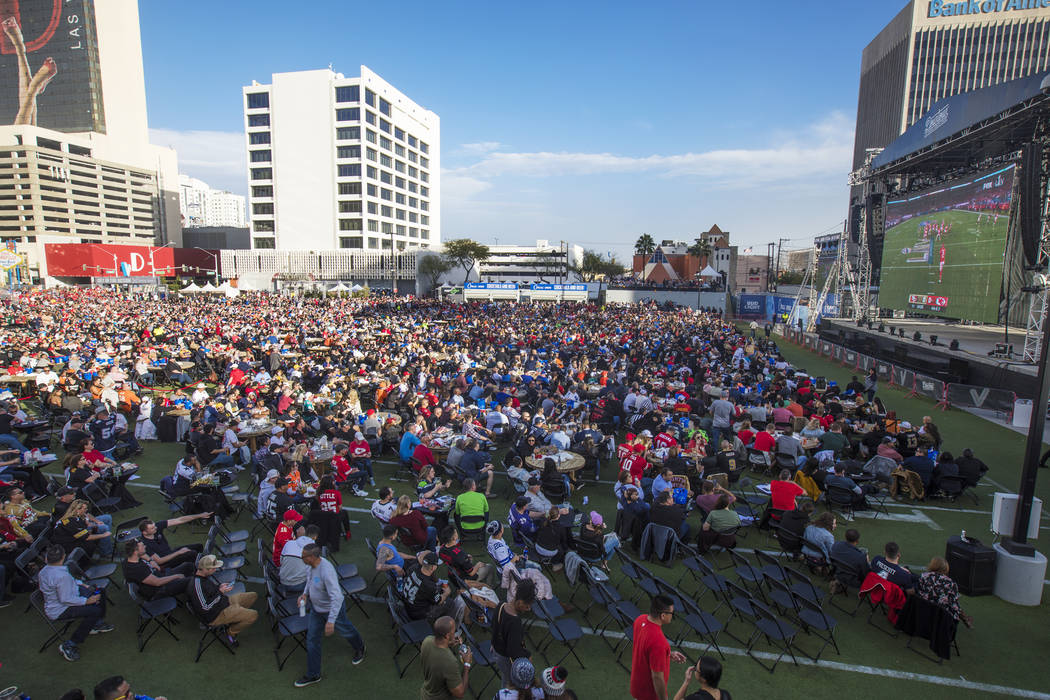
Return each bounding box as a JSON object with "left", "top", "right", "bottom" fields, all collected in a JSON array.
[{"left": 353, "top": 487, "right": 369, "bottom": 497}]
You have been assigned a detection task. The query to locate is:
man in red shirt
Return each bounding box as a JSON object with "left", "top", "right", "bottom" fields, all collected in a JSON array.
[
  {"left": 753, "top": 424, "right": 776, "bottom": 453},
  {"left": 630, "top": 594, "right": 686, "bottom": 700},
  {"left": 412, "top": 434, "right": 438, "bottom": 472},
  {"left": 272, "top": 509, "right": 303, "bottom": 566},
  {"left": 624, "top": 444, "right": 650, "bottom": 483},
  {"left": 346, "top": 431, "right": 375, "bottom": 485},
  {"left": 331, "top": 444, "right": 369, "bottom": 496},
  {"left": 653, "top": 429, "right": 677, "bottom": 450}
]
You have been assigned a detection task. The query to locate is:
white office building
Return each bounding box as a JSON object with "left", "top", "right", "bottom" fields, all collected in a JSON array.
[
  {"left": 477, "top": 240, "right": 584, "bottom": 284},
  {"left": 243, "top": 66, "right": 439, "bottom": 251},
  {"left": 179, "top": 175, "right": 246, "bottom": 228},
  {"left": 0, "top": 0, "right": 181, "bottom": 279}
]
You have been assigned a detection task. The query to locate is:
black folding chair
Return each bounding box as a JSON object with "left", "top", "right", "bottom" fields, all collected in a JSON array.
[
  {"left": 755, "top": 549, "right": 790, "bottom": 585},
  {"left": 185, "top": 600, "right": 236, "bottom": 662},
  {"left": 722, "top": 580, "right": 759, "bottom": 645},
  {"left": 825, "top": 485, "right": 858, "bottom": 521},
  {"left": 532, "top": 596, "right": 585, "bottom": 668},
  {"left": 386, "top": 588, "right": 432, "bottom": 677},
  {"left": 461, "top": 625, "right": 500, "bottom": 700},
  {"left": 29, "top": 589, "right": 73, "bottom": 652},
  {"left": 675, "top": 592, "right": 726, "bottom": 661},
  {"left": 127, "top": 583, "right": 180, "bottom": 652},
  {"left": 266, "top": 596, "right": 309, "bottom": 670},
  {"left": 614, "top": 550, "right": 659, "bottom": 601},
  {"left": 749, "top": 600, "right": 801, "bottom": 673},
  {"left": 455, "top": 513, "right": 488, "bottom": 542},
  {"left": 727, "top": 549, "right": 766, "bottom": 600},
  {"left": 829, "top": 555, "right": 865, "bottom": 617},
  {"left": 786, "top": 567, "right": 826, "bottom": 607},
  {"left": 82, "top": 481, "right": 121, "bottom": 514},
  {"left": 795, "top": 593, "right": 840, "bottom": 660}
]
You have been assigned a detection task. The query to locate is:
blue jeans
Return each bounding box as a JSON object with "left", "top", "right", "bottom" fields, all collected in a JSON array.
[
  {"left": 709, "top": 427, "right": 727, "bottom": 451},
  {"left": 59, "top": 584, "right": 106, "bottom": 643},
  {"left": 306, "top": 601, "right": 364, "bottom": 678},
  {"left": 93, "top": 515, "right": 113, "bottom": 557},
  {"left": 207, "top": 453, "right": 237, "bottom": 469},
  {"left": 424, "top": 526, "right": 438, "bottom": 551},
  {"left": 0, "top": 434, "right": 27, "bottom": 454},
  {"left": 351, "top": 458, "right": 373, "bottom": 480}
]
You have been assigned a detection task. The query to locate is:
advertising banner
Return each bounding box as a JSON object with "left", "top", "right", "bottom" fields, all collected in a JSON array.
[
  {"left": 44, "top": 243, "right": 218, "bottom": 278},
  {"left": 875, "top": 361, "right": 894, "bottom": 383},
  {"left": 803, "top": 334, "right": 817, "bottom": 351},
  {"left": 912, "top": 374, "right": 947, "bottom": 402},
  {"left": 843, "top": 348, "right": 858, "bottom": 369},
  {"left": 0, "top": 0, "right": 104, "bottom": 133},
  {"left": 739, "top": 294, "right": 765, "bottom": 318},
  {"left": 856, "top": 354, "right": 875, "bottom": 373},
  {"left": 892, "top": 366, "right": 915, "bottom": 391},
  {"left": 831, "top": 344, "right": 845, "bottom": 364},
  {"left": 820, "top": 340, "right": 834, "bottom": 357},
  {"left": 945, "top": 383, "right": 1016, "bottom": 413}
]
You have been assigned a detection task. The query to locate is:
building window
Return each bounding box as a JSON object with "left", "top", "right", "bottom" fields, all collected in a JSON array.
[
  {"left": 246, "top": 92, "right": 269, "bottom": 109},
  {"left": 367, "top": 221, "right": 379, "bottom": 234},
  {"left": 408, "top": 135, "right": 417, "bottom": 148},
  {"left": 250, "top": 168, "right": 272, "bottom": 180},
  {"left": 380, "top": 154, "right": 392, "bottom": 167},
  {"left": 250, "top": 149, "right": 271, "bottom": 162},
  {"left": 335, "top": 85, "right": 360, "bottom": 103},
  {"left": 408, "top": 166, "right": 417, "bottom": 178},
  {"left": 248, "top": 114, "right": 270, "bottom": 127},
  {"left": 335, "top": 108, "right": 360, "bottom": 122},
  {"left": 366, "top": 130, "right": 377, "bottom": 144},
  {"left": 367, "top": 166, "right": 378, "bottom": 179},
  {"left": 382, "top": 222, "right": 393, "bottom": 234},
  {"left": 420, "top": 186, "right": 428, "bottom": 197},
  {"left": 408, "top": 151, "right": 417, "bottom": 163},
  {"left": 253, "top": 202, "right": 274, "bottom": 215},
  {"left": 395, "top": 176, "right": 406, "bottom": 189},
  {"left": 379, "top": 97, "right": 391, "bottom": 116},
  {"left": 396, "top": 209, "right": 406, "bottom": 220},
  {"left": 396, "top": 224, "right": 406, "bottom": 234},
  {"left": 380, "top": 136, "right": 392, "bottom": 151},
  {"left": 408, "top": 212, "right": 417, "bottom": 223},
  {"left": 380, "top": 171, "right": 392, "bottom": 184},
  {"left": 339, "top": 200, "right": 362, "bottom": 213},
  {"left": 395, "top": 193, "right": 406, "bottom": 205},
  {"left": 421, "top": 215, "right": 429, "bottom": 225},
  {"left": 339, "top": 182, "right": 361, "bottom": 195},
  {"left": 339, "top": 236, "right": 364, "bottom": 248},
  {"left": 337, "top": 145, "right": 361, "bottom": 159},
  {"left": 421, "top": 229, "right": 429, "bottom": 240},
  {"left": 339, "top": 218, "right": 363, "bottom": 230},
  {"left": 367, "top": 202, "right": 378, "bottom": 214},
  {"left": 366, "top": 147, "right": 377, "bottom": 161},
  {"left": 409, "top": 227, "right": 418, "bottom": 237},
  {"left": 395, "top": 160, "right": 405, "bottom": 173},
  {"left": 395, "top": 127, "right": 405, "bottom": 142},
  {"left": 249, "top": 132, "right": 271, "bottom": 145},
  {"left": 381, "top": 188, "right": 392, "bottom": 201},
  {"left": 381, "top": 205, "right": 392, "bottom": 217},
  {"left": 379, "top": 119, "right": 391, "bottom": 134},
  {"left": 367, "top": 184, "right": 378, "bottom": 197},
  {"left": 365, "top": 112, "right": 376, "bottom": 125},
  {"left": 420, "top": 172, "right": 428, "bottom": 183},
  {"left": 365, "top": 89, "right": 375, "bottom": 107},
  {"left": 253, "top": 237, "right": 275, "bottom": 249},
  {"left": 395, "top": 144, "right": 405, "bottom": 157},
  {"left": 420, "top": 157, "right": 429, "bottom": 169},
  {"left": 252, "top": 185, "right": 273, "bottom": 197},
  {"left": 420, "top": 141, "right": 429, "bottom": 154},
  {"left": 420, "top": 201, "right": 429, "bottom": 212},
  {"left": 254, "top": 220, "right": 275, "bottom": 232},
  {"left": 408, "top": 182, "right": 417, "bottom": 193},
  {"left": 338, "top": 164, "right": 362, "bottom": 177},
  {"left": 336, "top": 126, "right": 360, "bottom": 140}
]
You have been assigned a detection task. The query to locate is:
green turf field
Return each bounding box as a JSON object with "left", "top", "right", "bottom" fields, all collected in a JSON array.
[
  {"left": 879, "top": 207, "right": 1009, "bottom": 324},
  {"left": 2, "top": 348, "right": 1049, "bottom": 699}
]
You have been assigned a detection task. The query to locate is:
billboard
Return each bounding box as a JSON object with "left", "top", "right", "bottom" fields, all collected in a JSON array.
[
  {"left": 0, "top": 0, "right": 104, "bottom": 132},
  {"left": 44, "top": 244, "right": 218, "bottom": 278},
  {"left": 879, "top": 164, "right": 1014, "bottom": 324}
]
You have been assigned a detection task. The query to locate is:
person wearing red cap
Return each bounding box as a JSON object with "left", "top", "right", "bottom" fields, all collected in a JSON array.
[{"left": 273, "top": 509, "right": 303, "bottom": 566}]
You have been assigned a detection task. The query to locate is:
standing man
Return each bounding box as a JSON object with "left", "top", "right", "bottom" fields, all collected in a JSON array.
[
  {"left": 630, "top": 594, "right": 686, "bottom": 700},
  {"left": 295, "top": 543, "right": 366, "bottom": 688},
  {"left": 420, "top": 615, "right": 472, "bottom": 700}
]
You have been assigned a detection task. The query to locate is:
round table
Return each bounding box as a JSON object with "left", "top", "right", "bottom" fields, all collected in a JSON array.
[
  {"left": 375, "top": 411, "right": 402, "bottom": 426},
  {"left": 525, "top": 451, "right": 586, "bottom": 474},
  {"left": 240, "top": 425, "right": 275, "bottom": 452}
]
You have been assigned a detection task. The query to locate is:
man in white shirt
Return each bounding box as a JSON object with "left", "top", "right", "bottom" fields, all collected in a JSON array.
[
  {"left": 279, "top": 524, "right": 319, "bottom": 590},
  {"left": 35, "top": 365, "right": 59, "bottom": 393},
  {"left": 221, "top": 423, "right": 250, "bottom": 466},
  {"left": 370, "top": 487, "right": 396, "bottom": 524},
  {"left": 191, "top": 384, "right": 209, "bottom": 406}
]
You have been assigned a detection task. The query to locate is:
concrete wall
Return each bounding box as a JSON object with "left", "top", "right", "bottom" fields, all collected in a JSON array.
[{"left": 605, "top": 289, "right": 726, "bottom": 310}]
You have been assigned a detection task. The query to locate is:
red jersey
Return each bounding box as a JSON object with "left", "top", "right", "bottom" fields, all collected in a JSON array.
[
  {"left": 348, "top": 440, "right": 371, "bottom": 459},
  {"left": 318, "top": 489, "right": 342, "bottom": 514},
  {"left": 617, "top": 443, "right": 634, "bottom": 465},
  {"left": 653, "top": 432, "right": 677, "bottom": 449},
  {"left": 624, "top": 453, "right": 649, "bottom": 481},
  {"left": 413, "top": 443, "right": 436, "bottom": 470},
  {"left": 273, "top": 523, "right": 294, "bottom": 565},
  {"left": 737, "top": 429, "right": 755, "bottom": 446},
  {"left": 753, "top": 431, "right": 776, "bottom": 453},
  {"left": 770, "top": 480, "right": 805, "bottom": 511},
  {"left": 629, "top": 614, "right": 670, "bottom": 700}
]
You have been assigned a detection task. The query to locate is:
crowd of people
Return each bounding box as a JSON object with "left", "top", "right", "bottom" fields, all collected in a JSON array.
[{"left": 0, "top": 287, "right": 991, "bottom": 695}]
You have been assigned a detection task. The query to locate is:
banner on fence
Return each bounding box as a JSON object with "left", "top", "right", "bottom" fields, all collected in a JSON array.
[
  {"left": 945, "top": 383, "right": 1015, "bottom": 413},
  {"left": 803, "top": 334, "right": 818, "bottom": 351},
  {"left": 875, "top": 361, "right": 894, "bottom": 383},
  {"left": 832, "top": 344, "right": 845, "bottom": 364},
  {"left": 856, "top": 354, "right": 875, "bottom": 373},
  {"left": 892, "top": 366, "right": 915, "bottom": 391},
  {"left": 843, "top": 349, "right": 858, "bottom": 368},
  {"left": 820, "top": 341, "right": 834, "bottom": 357},
  {"left": 912, "top": 374, "right": 946, "bottom": 402}
]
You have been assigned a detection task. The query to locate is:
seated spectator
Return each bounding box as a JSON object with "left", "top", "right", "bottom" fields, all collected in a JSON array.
[
  {"left": 622, "top": 484, "right": 651, "bottom": 523},
  {"left": 138, "top": 512, "right": 210, "bottom": 569},
  {"left": 375, "top": 524, "right": 411, "bottom": 578},
  {"left": 438, "top": 525, "right": 493, "bottom": 585},
  {"left": 402, "top": 550, "right": 467, "bottom": 626},
  {"left": 122, "top": 539, "right": 194, "bottom": 599},
  {"left": 931, "top": 451, "right": 959, "bottom": 494},
  {"left": 459, "top": 439, "right": 496, "bottom": 496},
  {"left": 615, "top": 470, "right": 643, "bottom": 509},
  {"left": 777, "top": 501, "right": 813, "bottom": 556},
  {"left": 870, "top": 541, "right": 917, "bottom": 593},
  {"left": 825, "top": 462, "right": 874, "bottom": 508},
  {"left": 917, "top": 556, "right": 973, "bottom": 628},
  {"left": 505, "top": 454, "right": 537, "bottom": 487},
  {"left": 416, "top": 465, "right": 452, "bottom": 500},
  {"left": 453, "top": 479, "right": 489, "bottom": 535},
  {"left": 39, "top": 544, "right": 113, "bottom": 662},
  {"left": 775, "top": 427, "right": 806, "bottom": 467},
  {"left": 486, "top": 520, "right": 525, "bottom": 574},
  {"left": 698, "top": 494, "right": 740, "bottom": 552},
  {"left": 52, "top": 499, "right": 113, "bottom": 559},
  {"left": 694, "top": 479, "right": 735, "bottom": 517},
  {"left": 524, "top": 478, "right": 559, "bottom": 520},
  {"left": 902, "top": 446, "right": 935, "bottom": 490},
  {"left": 540, "top": 457, "right": 571, "bottom": 500},
  {"left": 187, "top": 554, "right": 259, "bottom": 645},
  {"left": 280, "top": 524, "right": 321, "bottom": 591},
  {"left": 830, "top": 528, "right": 869, "bottom": 592},
  {"left": 671, "top": 656, "right": 729, "bottom": 700},
  {"left": 256, "top": 469, "right": 281, "bottom": 517},
  {"left": 331, "top": 444, "right": 369, "bottom": 496},
  {"left": 918, "top": 415, "right": 942, "bottom": 449},
  {"left": 649, "top": 490, "right": 690, "bottom": 540},
  {"left": 370, "top": 487, "right": 396, "bottom": 524},
  {"left": 391, "top": 494, "right": 437, "bottom": 551},
  {"left": 800, "top": 418, "right": 825, "bottom": 439},
  {"left": 752, "top": 424, "right": 775, "bottom": 454},
  {"left": 272, "top": 509, "right": 303, "bottom": 566},
  {"left": 769, "top": 468, "right": 806, "bottom": 513},
  {"left": 2, "top": 486, "right": 49, "bottom": 538},
  {"left": 876, "top": 436, "right": 903, "bottom": 463},
  {"left": 507, "top": 496, "right": 539, "bottom": 544},
  {"left": 346, "top": 431, "right": 375, "bottom": 486},
  {"left": 818, "top": 422, "right": 849, "bottom": 456},
  {"left": 955, "top": 448, "right": 989, "bottom": 485},
  {"left": 802, "top": 512, "right": 836, "bottom": 564},
  {"left": 93, "top": 675, "right": 167, "bottom": 700}
]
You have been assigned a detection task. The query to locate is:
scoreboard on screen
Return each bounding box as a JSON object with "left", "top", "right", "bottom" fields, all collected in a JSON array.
[{"left": 908, "top": 293, "right": 951, "bottom": 313}]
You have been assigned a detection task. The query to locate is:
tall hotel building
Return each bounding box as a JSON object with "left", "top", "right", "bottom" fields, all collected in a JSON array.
[
  {"left": 849, "top": 1, "right": 1050, "bottom": 235},
  {"left": 243, "top": 66, "right": 440, "bottom": 251}
]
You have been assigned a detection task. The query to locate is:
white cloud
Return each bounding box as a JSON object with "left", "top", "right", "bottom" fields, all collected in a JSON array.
[
  {"left": 459, "top": 141, "right": 502, "bottom": 154},
  {"left": 148, "top": 128, "right": 246, "bottom": 194},
  {"left": 444, "top": 112, "right": 854, "bottom": 192}
]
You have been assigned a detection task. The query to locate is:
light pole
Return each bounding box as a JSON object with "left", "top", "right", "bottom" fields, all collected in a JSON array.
[
  {"left": 192, "top": 247, "right": 220, "bottom": 285},
  {"left": 149, "top": 241, "right": 175, "bottom": 280},
  {"left": 89, "top": 245, "right": 118, "bottom": 278}
]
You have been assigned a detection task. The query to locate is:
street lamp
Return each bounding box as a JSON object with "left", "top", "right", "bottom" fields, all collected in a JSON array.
[
  {"left": 149, "top": 242, "right": 175, "bottom": 277},
  {"left": 192, "top": 247, "right": 220, "bottom": 285},
  {"left": 89, "top": 245, "right": 118, "bottom": 278}
]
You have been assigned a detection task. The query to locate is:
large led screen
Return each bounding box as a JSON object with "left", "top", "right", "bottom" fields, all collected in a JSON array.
[
  {"left": 880, "top": 164, "right": 1014, "bottom": 324},
  {"left": 0, "top": 0, "right": 104, "bottom": 132}
]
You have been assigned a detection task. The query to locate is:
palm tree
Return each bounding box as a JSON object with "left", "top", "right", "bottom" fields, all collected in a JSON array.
[
  {"left": 634, "top": 234, "right": 656, "bottom": 257},
  {"left": 687, "top": 238, "right": 712, "bottom": 264}
]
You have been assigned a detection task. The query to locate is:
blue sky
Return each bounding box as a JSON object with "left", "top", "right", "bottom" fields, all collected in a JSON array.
[{"left": 141, "top": 0, "right": 907, "bottom": 261}]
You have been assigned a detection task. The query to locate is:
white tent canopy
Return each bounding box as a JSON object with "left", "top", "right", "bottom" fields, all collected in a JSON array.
[
  {"left": 330, "top": 282, "right": 350, "bottom": 292},
  {"left": 180, "top": 282, "right": 202, "bottom": 293},
  {"left": 350, "top": 284, "right": 364, "bottom": 291},
  {"left": 699, "top": 265, "right": 719, "bottom": 278},
  {"left": 200, "top": 282, "right": 220, "bottom": 293}
]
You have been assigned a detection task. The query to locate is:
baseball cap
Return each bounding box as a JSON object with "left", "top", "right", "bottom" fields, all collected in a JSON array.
[
  {"left": 283, "top": 509, "right": 303, "bottom": 522},
  {"left": 197, "top": 554, "right": 224, "bottom": 571},
  {"left": 485, "top": 520, "right": 502, "bottom": 537},
  {"left": 265, "top": 469, "right": 280, "bottom": 481},
  {"left": 57, "top": 486, "right": 76, "bottom": 497},
  {"left": 510, "top": 658, "right": 536, "bottom": 690},
  {"left": 640, "top": 430, "right": 652, "bottom": 438},
  {"left": 275, "top": 477, "right": 290, "bottom": 488},
  {"left": 527, "top": 476, "right": 540, "bottom": 487},
  {"left": 541, "top": 666, "right": 567, "bottom": 696},
  {"left": 422, "top": 551, "right": 440, "bottom": 566},
  {"left": 900, "top": 421, "right": 913, "bottom": 429}
]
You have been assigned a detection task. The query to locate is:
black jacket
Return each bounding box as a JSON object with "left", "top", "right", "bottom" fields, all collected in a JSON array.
[{"left": 188, "top": 574, "right": 228, "bottom": 624}]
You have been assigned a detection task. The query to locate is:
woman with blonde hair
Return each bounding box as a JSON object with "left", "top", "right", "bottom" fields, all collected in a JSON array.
[
  {"left": 51, "top": 499, "right": 113, "bottom": 558},
  {"left": 917, "top": 556, "right": 973, "bottom": 628}
]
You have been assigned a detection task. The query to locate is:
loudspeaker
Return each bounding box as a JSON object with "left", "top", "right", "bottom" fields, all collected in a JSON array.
[
  {"left": 945, "top": 535, "right": 997, "bottom": 596},
  {"left": 1021, "top": 142, "right": 1043, "bottom": 266},
  {"left": 948, "top": 357, "right": 970, "bottom": 382}
]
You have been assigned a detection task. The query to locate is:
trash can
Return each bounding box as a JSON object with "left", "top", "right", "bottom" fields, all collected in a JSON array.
[{"left": 1012, "top": 399, "right": 1033, "bottom": 427}]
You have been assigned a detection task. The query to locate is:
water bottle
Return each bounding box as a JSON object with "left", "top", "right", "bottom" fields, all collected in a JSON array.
[
  {"left": 299, "top": 598, "right": 306, "bottom": 617},
  {"left": 582, "top": 496, "right": 589, "bottom": 505},
  {"left": 960, "top": 530, "right": 966, "bottom": 542}
]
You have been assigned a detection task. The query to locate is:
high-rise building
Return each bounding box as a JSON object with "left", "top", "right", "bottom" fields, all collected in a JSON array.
[
  {"left": 852, "top": 1, "right": 1050, "bottom": 173},
  {"left": 242, "top": 66, "right": 440, "bottom": 251},
  {"left": 179, "top": 175, "right": 246, "bottom": 228},
  {"left": 0, "top": 0, "right": 181, "bottom": 280}
]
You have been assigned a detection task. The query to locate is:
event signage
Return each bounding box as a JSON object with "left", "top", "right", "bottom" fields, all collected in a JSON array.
[
  {"left": 0, "top": 249, "right": 20, "bottom": 270},
  {"left": 530, "top": 284, "right": 586, "bottom": 292},
  {"left": 464, "top": 283, "right": 517, "bottom": 290},
  {"left": 927, "top": 0, "right": 1050, "bottom": 18}
]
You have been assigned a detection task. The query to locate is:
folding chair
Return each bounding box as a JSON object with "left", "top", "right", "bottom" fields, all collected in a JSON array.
[
  {"left": 727, "top": 549, "right": 766, "bottom": 599},
  {"left": 461, "top": 625, "right": 500, "bottom": 700},
  {"left": 676, "top": 594, "right": 726, "bottom": 660},
  {"left": 795, "top": 593, "right": 840, "bottom": 660},
  {"left": 364, "top": 538, "right": 388, "bottom": 594},
  {"left": 386, "top": 589, "right": 432, "bottom": 677},
  {"left": 30, "top": 589, "right": 73, "bottom": 652},
  {"left": 159, "top": 477, "right": 188, "bottom": 517},
  {"left": 771, "top": 523, "right": 804, "bottom": 560},
  {"left": 455, "top": 513, "right": 488, "bottom": 542},
  {"left": 606, "top": 600, "right": 638, "bottom": 671},
  {"left": 937, "top": 475, "right": 972, "bottom": 504},
  {"left": 614, "top": 550, "right": 659, "bottom": 601},
  {"left": 828, "top": 555, "right": 865, "bottom": 616},
  {"left": 111, "top": 516, "right": 149, "bottom": 559},
  {"left": 532, "top": 596, "right": 585, "bottom": 668},
  {"left": 690, "top": 553, "right": 730, "bottom": 613},
  {"left": 339, "top": 573, "right": 371, "bottom": 619},
  {"left": 860, "top": 580, "right": 901, "bottom": 637},
  {"left": 127, "top": 583, "right": 180, "bottom": 652},
  {"left": 66, "top": 547, "right": 117, "bottom": 603},
  {"left": 786, "top": 567, "right": 826, "bottom": 607},
  {"left": 746, "top": 448, "right": 772, "bottom": 476},
  {"left": 82, "top": 481, "right": 121, "bottom": 514},
  {"left": 265, "top": 596, "right": 309, "bottom": 670},
  {"left": 722, "top": 580, "right": 759, "bottom": 645},
  {"left": 748, "top": 600, "right": 801, "bottom": 673},
  {"left": 755, "top": 550, "right": 790, "bottom": 585},
  {"left": 185, "top": 598, "right": 238, "bottom": 663},
  {"left": 825, "top": 485, "right": 858, "bottom": 521},
  {"left": 764, "top": 575, "right": 800, "bottom": 620}
]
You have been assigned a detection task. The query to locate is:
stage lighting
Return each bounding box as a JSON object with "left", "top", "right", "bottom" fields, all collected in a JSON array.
[
  {"left": 949, "top": 339, "right": 960, "bottom": 351},
  {"left": 929, "top": 335, "right": 938, "bottom": 346},
  {"left": 913, "top": 331, "right": 922, "bottom": 342}
]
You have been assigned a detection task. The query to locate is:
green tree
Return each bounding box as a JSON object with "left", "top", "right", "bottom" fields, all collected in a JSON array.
[
  {"left": 573, "top": 250, "right": 628, "bottom": 281},
  {"left": 532, "top": 249, "right": 563, "bottom": 282},
  {"left": 441, "top": 238, "right": 491, "bottom": 286},
  {"left": 634, "top": 234, "right": 656, "bottom": 257},
  {"left": 417, "top": 254, "right": 451, "bottom": 295},
  {"left": 687, "top": 238, "right": 712, "bottom": 263}
]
